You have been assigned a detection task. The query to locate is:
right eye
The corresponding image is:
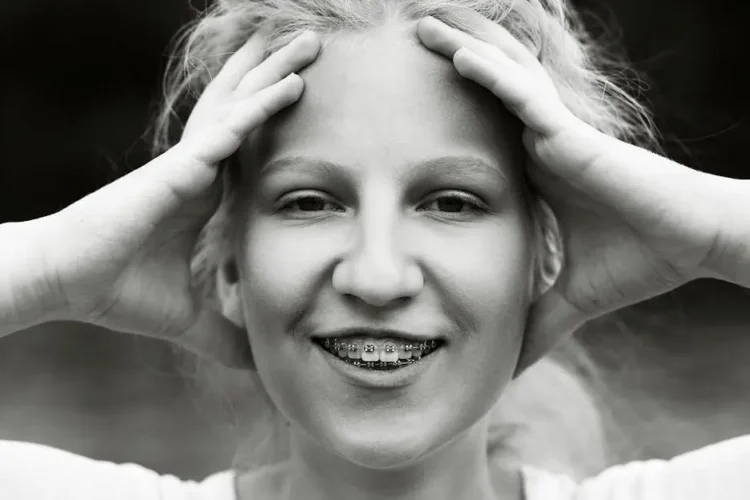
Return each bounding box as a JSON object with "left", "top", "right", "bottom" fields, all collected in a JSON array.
[{"left": 277, "top": 192, "right": 345, "bottom": 215}]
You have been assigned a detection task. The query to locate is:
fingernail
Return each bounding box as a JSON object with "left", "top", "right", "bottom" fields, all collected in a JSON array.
[
  {"left": 423, "top": 16, "right": 446, "bottom": 27},
  {"left": 294, "top": 30, "right": 316, "bottom": 43},
  {"left": 456, "top": 46, "right": 478, "bottom": 59}
]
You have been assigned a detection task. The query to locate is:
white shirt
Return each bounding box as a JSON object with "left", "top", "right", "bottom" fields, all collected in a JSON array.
[{"left": 1, "top": 436, "right": 749, "bottom": 499}]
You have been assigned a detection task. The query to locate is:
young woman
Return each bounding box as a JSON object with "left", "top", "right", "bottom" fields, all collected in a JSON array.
[{"left": 2, "top": 0, "right": 749, "bottom": 498}]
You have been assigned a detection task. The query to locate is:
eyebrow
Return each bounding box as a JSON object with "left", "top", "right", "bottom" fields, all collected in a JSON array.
[{"left": 259, "top": 155, "right": 509, "bottom": 185}]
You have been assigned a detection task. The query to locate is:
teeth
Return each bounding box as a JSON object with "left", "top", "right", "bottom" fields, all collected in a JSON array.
[
  {"left": 347, "top": 340, "right": 361, "bottom": 359},
  {"left": 381, "top": 343, "right": 399, "bottom": 363},
  {"left": 317, "top": 336, "right": 442, "bottom": 367},
  {"left": 398, "top": 344, "right": 413, "bottom": 360},
  {"left": 361, "top": 342, "right": 378, "bottom": 362},
  {"left": 337, "top": 341, "right": 349, "bottom": 358}
]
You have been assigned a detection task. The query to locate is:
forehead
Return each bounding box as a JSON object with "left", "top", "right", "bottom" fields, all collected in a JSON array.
[{"left": 250, "top": 22, "right": 521, "bottom": 175}]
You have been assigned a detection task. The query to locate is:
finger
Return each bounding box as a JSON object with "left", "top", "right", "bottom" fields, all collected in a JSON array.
[
  {"left": 417, "top": 16, "right": 533, "bottom": 68},
  {"left": 446, "top": 10, "right": 541, "bottom": 66},
  {"left": 453, "top": 46, "right": 575, "bottom": 136},
  {"left": 234, "top": 30, "right": 320, "bottom": 97},
  {"left": 226, "top": 72, "right": 305, "bottom": 142},
  {"left": 167, "top": 73, "right": 304, "bottom": 190},
  {"left": 178, "top": 307, "right": 255, "bottom": 370},
  {"left": 148, "top": 73, "right": 304, "bottom": 207},
  {"left": 203, "top": 27, "right": 271, "bottom": 97},
  {"left": 515, "top": 287, "right": 589, "bottom": 375}
]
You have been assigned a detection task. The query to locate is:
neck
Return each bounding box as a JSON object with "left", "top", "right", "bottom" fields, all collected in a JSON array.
[{"left": 274, "top": 420, "right": 521, "bottom": 500}]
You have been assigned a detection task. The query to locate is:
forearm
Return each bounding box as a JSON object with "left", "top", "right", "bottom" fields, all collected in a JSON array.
[
  {"left": 0, "top": 219, "right": 64, "bottom": 337},
  {"left": 701, "top": 177, "right": 750, "bottom": 289}
]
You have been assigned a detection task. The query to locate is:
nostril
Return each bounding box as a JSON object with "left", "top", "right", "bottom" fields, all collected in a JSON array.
[{"left": 221, "top": 259, "right": 239, "bottom": 284}]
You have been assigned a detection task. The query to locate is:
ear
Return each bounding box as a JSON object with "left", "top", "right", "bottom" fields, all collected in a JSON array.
[
  {"left": 530, "top": 198, "right": 563, "bottom": 301},
  {"left": 515, "top": 199, "right": 564, "bottom": 378},
  {"left": 216, "top": 257, "right": 246, "bottom": 329}
]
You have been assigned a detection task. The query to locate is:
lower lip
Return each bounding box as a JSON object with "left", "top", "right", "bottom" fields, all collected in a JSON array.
[{"left": 313, "top": 342, "right": 444, "bottom": 389}]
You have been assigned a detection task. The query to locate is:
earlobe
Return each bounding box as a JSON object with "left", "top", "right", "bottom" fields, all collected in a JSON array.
[{"left": 216, "top": 258, "right": 246, "bottom": 328}]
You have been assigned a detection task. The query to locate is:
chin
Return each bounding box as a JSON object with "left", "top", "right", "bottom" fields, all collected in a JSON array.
[
  {"left": 323, "top": 415, "right": 444, "bottom": 470},
  {"left": 334, "top": 436, "right": 433, "bottom": 470}
]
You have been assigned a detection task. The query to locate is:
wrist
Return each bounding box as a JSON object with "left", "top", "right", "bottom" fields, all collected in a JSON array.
[
  {"left": 700, "top": 177, "right": 750, "bottom": 288},
  {"left": 0, "top": 218, "right": 69, "bottom": 333}
]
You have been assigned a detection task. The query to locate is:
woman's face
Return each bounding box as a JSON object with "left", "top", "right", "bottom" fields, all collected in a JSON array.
[{"left": 229, "top": 23, "right": 536, "bottom": 468}]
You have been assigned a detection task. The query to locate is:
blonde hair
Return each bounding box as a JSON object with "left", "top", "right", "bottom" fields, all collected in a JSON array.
[{"left": 153, "top": 0, "right": 657, "bottom": 475}]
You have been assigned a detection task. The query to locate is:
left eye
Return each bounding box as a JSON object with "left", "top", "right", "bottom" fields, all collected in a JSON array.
[{"left": 418, "top": 193, "right": 486, "bottom": 214}]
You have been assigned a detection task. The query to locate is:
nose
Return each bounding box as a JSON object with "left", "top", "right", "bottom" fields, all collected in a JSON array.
[{"left": 332, "top": 205, "right": 423, "bottom": 307}]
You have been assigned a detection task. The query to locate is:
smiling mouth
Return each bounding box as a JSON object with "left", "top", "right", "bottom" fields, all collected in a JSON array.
[{"left": 313, "top": 337, "right": 444, "bottom": 370}]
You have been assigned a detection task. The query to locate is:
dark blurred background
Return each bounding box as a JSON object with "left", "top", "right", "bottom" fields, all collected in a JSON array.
[{"left": 1, "top": 0, "right": 750, "bottom": 480}]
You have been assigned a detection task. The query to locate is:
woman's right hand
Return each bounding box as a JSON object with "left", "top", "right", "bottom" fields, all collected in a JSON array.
[{"left": 4, "top": 30, "right": 321, "bottom": 368}]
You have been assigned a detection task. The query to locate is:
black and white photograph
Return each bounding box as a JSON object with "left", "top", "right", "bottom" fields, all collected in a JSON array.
[{"left": 1, "top": 0, "right": 749, "bottom": 498}]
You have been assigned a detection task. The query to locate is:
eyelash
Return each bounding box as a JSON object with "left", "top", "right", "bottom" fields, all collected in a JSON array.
[
  {"left": 417, "top": 192, "right": 488, "bottom": 216},
  {"left": 276, "top": 191, "right": 488, "bottom": 217}
]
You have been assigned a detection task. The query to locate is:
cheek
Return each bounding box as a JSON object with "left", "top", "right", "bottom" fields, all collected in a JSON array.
[
  {"left": 448, "top": 241, "right": 531, "bottom": 308},
  {"left": 441, "top": 217, "right": 533, "bottom": 384},
  {"left": 432, "top": 216, "right": 534, "bottom": 313},
  {"left": 240, "top": 222, "right": 328, "bottom": 328},
  {"left": 237, "top": 221, "right": 321, "bottom": 417}
]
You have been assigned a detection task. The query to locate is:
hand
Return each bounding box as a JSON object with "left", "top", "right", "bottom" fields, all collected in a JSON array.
[
  {"left": 416, "top": 14, "right": 735, "bottom": 369},
  {"left": 25, "top": 30, "right": 321, "bottom": 368}
]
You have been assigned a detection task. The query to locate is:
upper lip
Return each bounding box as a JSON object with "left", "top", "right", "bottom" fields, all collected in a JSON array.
[{"left": 312, "top": 326, "right": 441, "bottom": 342}]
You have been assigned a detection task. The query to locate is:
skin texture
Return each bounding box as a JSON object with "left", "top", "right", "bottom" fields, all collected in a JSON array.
[{"left": 219, "top": 21, "right": 550, "bottom": 500}]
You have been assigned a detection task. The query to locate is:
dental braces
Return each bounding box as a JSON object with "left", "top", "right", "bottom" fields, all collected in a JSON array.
[
  {"left": 349, "top": 358, "right": 423, "bottom": 370},
  {"left": 316, "top": 338, "right": 442, "bottom": 369},
  {"left": 323, "top": 339, "right": 438, "bottom": 351}
]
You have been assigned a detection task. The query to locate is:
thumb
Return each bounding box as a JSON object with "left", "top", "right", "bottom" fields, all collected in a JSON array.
[
  {"left": 515, "top": 287, "right": 588, "bottom": 376},
  {"left": 177, "top": 307, "right": 255, "bottom": 370}
]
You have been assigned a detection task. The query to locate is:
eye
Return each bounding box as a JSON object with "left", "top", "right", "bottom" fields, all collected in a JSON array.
[
  {"left": 277, "top": 192, "right": 345, "bottom": 215},
  {"left": 417, "top": 191, "right": 488, "bottom": 216}
]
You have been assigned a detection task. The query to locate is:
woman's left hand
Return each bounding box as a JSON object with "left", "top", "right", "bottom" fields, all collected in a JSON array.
[{"left": 417, "top": 13, "right": 749, "bottom": 370}]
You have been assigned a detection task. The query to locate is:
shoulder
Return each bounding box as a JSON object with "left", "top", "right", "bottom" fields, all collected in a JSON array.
[
  {"left": 0, "top": 440, "right": 236, "bottom": 500},
  {"left": 521, "top": 435, "right": 750, "bottom": 500}
]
